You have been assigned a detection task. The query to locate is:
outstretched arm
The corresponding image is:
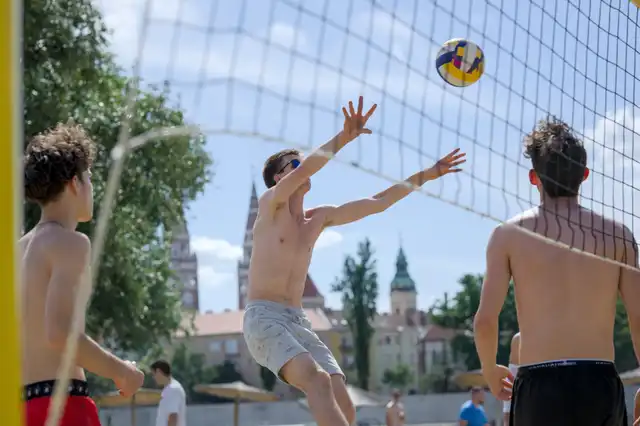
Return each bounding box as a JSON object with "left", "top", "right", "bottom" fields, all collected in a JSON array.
[
  {"left": 272, "top": 97, "right": 377, "bottom": 205},
  {"left": 312, "top": 149, "right": 466, "bottom": 227}
]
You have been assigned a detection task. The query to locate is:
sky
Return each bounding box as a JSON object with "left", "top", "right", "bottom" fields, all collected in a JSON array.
[{"left": 97, "top": 0, "right": 640, "bottom": 313}]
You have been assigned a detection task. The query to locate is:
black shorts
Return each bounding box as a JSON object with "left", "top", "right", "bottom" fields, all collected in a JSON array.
[{"left": 510, "top": 360, "right": 627, "bottom": 426}]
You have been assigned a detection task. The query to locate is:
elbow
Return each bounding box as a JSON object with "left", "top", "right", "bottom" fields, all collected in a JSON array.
[{"left": 473, "top": 311, "right": 498, "bottom": 335}]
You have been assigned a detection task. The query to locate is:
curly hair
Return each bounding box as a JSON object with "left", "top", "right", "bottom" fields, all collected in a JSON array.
[
  {"left": 262, "top": 148, "right": 300, "bottom": 188},
  {"left": 24, "top": 123, "right": 97, "bottom": 204},
  {"left": 524, "top": 116, "right": 587, "bottom": 198}
]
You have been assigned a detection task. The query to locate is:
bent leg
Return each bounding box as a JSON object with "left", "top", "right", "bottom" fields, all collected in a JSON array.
[
  {"left": 280, "top": 353, "right": 349, "bottom": 426},
  {"left": 298, "top": 321, "right": 354, "bottom": 424},
  {"left": 330, "top": 375, "right": 355, "bottom": 425}
]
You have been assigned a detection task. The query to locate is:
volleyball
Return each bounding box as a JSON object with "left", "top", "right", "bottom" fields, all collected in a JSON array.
[{"left": 435, "top": 38, "right": 485, "bottom": 87}]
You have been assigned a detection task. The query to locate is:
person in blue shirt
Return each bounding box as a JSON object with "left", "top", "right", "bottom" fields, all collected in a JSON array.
[{"left": 459, "top": 387, "right": 489, "bottom": 426}]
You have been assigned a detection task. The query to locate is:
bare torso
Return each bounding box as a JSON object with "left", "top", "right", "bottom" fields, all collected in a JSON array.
[
  {"left": 20, "top": 224, "right": 86, "bottom": 384},
  {"left": 248, "top": 197, "right": 325, "bottom": 307},
  {"left": 385, "top": 401, "right": 405, "bottom": 426},
  {"left": 506, "top": 205, "right": 626, "bottom": 365}
]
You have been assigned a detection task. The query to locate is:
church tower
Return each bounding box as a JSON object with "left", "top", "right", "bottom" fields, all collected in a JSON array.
[
  {"left": 237, "top": 182, "right": 325, "bottom": 309},
  {"left": 237, "top": 183, "right": 258, "bottom": 309},
  {"left": 390, "top": 246, "right": 417, "bottom": 316},
  {"left": 170, "top": 219, "right": 199, "bottom": 311}
]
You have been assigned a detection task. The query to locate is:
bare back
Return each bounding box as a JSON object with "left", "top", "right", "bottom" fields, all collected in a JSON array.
[
  {"left": 505, "top": 205, "right": 629, "bottom": 364},
  {"left": 20, "top": 224, "right": 86, "bottom": 384},
  {"left": 248, "top": 195, "right": 325, "bottom": 307}
]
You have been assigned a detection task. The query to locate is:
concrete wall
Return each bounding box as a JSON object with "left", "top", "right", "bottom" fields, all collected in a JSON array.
[{"left": 99, "top": 386, "right": 640, "bottom": 426}]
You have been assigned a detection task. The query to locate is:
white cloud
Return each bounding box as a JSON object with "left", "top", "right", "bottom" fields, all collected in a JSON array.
[
  {"left": 95, "top": 0, "right": 205, "bottom": 68},
  {"left": 582, "top": 106, "right": 640, "bottom": 224},
  {"left": 269, "top": 23, "right": 307, "bottom": 50},
  {"left": 315, "top": 229, "right": 344, "bottom": 249},
  {"left": 198, "top": 265, "right": 234, "bottom": 288},
  {"left": 191, "top": 236, "right": 241, "bottom": 288},
  {"left": 191, "top": 236, "right": 243, "bottom": 261}
]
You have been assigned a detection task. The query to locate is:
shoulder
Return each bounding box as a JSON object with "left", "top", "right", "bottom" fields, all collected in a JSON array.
[
  {"left": 41, "top": 228, "right": 91, "bottom": 265},
  {"left": 459, "top": 400, "right": 472, "bottom": 413},
  {"left": 165, "top": 381, "right": 185, "bottom": 397},
  {"left": 487, "top": 222, "right": 516, "bottom": 250},
  {"left": 56, "top": 230, "right": 91, "bottom": 257}
]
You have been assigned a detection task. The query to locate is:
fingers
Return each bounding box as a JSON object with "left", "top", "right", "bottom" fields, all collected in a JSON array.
[
  {"left": 363, "top": 104, "right": 377, "bottom": 122},
  {"left": 349, "top": 100, "right": 356, "bottom": 117},
  {"left": 357, "top": 96, "right": 363, "bottom": 116},
  {"left": 449, "top": 159, "right": 466, "bottom": 167},
  {"left": 342, "top": 107, "right": 349, "bottom": 120},
  {"left": 360, "top": 128, "right": 373, "bottom": 135}
]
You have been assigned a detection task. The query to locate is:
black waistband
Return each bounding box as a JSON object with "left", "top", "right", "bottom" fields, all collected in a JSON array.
[
  {"left": 24, "top": 379, "right": 90, "bottom": 401},
  {"left": 518, "top": 360, "right": 617, "bottom": 378}
]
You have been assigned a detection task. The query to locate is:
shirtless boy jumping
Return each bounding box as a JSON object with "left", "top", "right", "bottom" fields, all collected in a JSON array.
[
  {"left": 474, "top": 117, "right": 640, "bottom": 425},
  {"left": 21, "top": 124, "right": 144, "bottom": 426},
  {"left": 243, "top": 96, "right": 466, "bottom": 426}
]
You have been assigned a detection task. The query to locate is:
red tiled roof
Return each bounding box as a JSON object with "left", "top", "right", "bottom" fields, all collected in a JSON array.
[
  {"left": 178, "top": 308, "right": 333, "bottom": 337},
  {"left": 423, "top": 324, "right": 457, "bottom": 341},
  {"left": 303, "top": 275, "right": 322, "bottom": 298}
]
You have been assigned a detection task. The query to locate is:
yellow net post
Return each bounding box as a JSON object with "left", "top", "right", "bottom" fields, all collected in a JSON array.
[{"left": 0, "top": 0, "right": 22, "bottom": 424}]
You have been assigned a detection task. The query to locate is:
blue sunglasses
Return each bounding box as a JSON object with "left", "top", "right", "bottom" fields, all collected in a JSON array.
[{"left": 278, "top": 158, "right": 300, "bottom": 174}]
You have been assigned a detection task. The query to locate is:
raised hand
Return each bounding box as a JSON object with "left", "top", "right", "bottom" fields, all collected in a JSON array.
[
  {"left": 423, "top": 148, "right": 466, "bottom": 181},
  {"left": 341, "top": 96, "right": 377, "bottom": 143}
]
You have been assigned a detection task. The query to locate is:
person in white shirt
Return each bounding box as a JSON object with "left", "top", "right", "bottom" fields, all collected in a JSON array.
[{"left": 150, "top": 360, "right": 187, "bottom": 426}]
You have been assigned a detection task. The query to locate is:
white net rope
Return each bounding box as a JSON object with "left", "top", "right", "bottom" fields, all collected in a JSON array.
[{"left": 46, "top": 0, "right": 640, "bottom": 424}]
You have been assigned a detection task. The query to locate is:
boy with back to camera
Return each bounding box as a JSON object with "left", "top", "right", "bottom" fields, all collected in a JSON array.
[{"left": 474, "top": 117, "right": 640, "bottom": 425}]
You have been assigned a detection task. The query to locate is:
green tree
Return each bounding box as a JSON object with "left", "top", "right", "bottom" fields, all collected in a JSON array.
[
  {"left": 213, "top": 360, "right": 244, "bottom": 384},
  {"left": 429, "top": 274, "right": 518, "bottom": 370},
  {"left": 24, "top": 0, "right": 212, "bottom": 355},
  {"left": 260, "top": 366, "right": 277, "bottom": 391},
  {"left": 170, "top": 345, "right": 218, "bottom": 404},
  {"left": 333, "top": 239, "right": 378, "bottom": 390},
  {"left": 430, "top": 273, "right": 637, "bottom": 373},
  {"left": 381, "top": 363, "right": 413, "bottom": 390},
  {"left": 614, "top": 299, "right": 637, "bottom": 373}
]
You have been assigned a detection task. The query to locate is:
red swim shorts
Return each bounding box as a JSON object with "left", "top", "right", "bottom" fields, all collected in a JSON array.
[{"left": 24, "top": 380, "right": 101, "bottom": 426}]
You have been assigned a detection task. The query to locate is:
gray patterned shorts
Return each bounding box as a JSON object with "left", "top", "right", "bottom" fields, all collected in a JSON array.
[{"left": 243, "top": 300, "right": 343, "bottom": 383}]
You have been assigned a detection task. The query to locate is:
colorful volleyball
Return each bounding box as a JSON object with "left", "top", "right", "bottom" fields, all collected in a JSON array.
[{"left": 435, "top": 38, "right": 485, "bottom": 87}]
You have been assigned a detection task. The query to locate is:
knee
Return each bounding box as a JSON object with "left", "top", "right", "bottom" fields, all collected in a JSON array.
[{"left": 301, "top": 369, "right": 332, "bottom": 393}]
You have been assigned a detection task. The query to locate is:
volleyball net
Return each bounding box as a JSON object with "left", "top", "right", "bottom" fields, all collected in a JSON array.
[
  {"left": 123, "top": 0, "right": 640, "bottom": 255},
  {"left": 11, "top": 0, "right": 640, "bottom": 425}
]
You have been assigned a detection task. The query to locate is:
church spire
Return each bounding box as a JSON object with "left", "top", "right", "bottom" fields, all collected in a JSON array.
[{"left": 390, "top": 245, "right": 416, "bottom": 293}]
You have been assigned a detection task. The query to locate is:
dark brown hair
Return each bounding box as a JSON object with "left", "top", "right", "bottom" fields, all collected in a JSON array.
[
  {"left": 150, "top": 359, "right": 171, "bottom": 376},
  {"left": 24, "top": 123, "right": 96, "bottom": 205},
  {"left": 262, "top": 148, "right": 300, "bottom": 188},
  {"left": 524, "top": 116, "right": 587, "bottom": 198}
]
